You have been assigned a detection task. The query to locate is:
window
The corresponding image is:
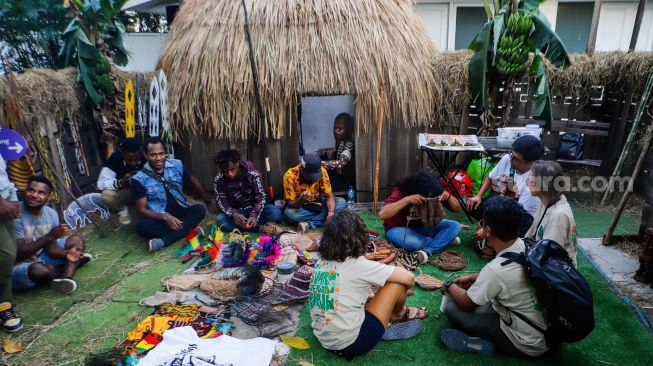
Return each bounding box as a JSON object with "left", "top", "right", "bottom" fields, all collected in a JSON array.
[
  {"left": 555, "top": 2, "right": 594, "bottom": 53},
  {"left": 455, "top": 7, "right": 487, "bottom": 50}
]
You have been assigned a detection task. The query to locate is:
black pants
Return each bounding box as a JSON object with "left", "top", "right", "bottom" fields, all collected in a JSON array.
[
  {"left": 444, "top": 298, "right": 525, "bottom": 357},
  {"left": 136, "top": 204, "right": 206, "bottom": 246}
]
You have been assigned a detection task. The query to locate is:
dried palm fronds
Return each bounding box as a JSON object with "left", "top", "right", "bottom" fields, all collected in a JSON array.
[{"left": 158, "top": 0, "right": 440, "bottom": 140}]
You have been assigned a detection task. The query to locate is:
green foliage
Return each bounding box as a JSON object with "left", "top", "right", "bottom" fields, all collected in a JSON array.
[
  {"left": 59, "top": 0, "right": 130, "bottom": 105},
  {"left": 468, "top": 0, "right": 570, "bottom": 131},
  {"left": 0, "top": 0, "right": 68, "bottom": 72}
]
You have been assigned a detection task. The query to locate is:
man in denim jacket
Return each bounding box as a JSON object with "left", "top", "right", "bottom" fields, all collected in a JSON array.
[{"left": 131, "top": 137, "right": 213, "bottom": 252}]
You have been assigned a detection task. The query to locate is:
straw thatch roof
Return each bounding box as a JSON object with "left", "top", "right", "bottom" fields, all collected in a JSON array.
[{"left": 158, "top": 0, "right": 439, "bottom": 140}]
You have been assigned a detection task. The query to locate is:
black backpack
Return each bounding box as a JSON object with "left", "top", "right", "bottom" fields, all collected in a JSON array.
[
  {"left": 556, "top": 132, "right": 584, "bottom": 160},
  {"left": 500, "top": 239, "right": 595, "bottom": 345}
]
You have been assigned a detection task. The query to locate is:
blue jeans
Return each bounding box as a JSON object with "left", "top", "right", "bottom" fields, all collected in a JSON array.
[
  {"left": 284, "top": 197, "right": 347, "bottom": 229},
  {"left": 12, "top": 238, "right": 66, "bottom": 289},
  {"left": 215, "top": 204, "right": 283, "bottom": 232},
  {"left": 385, "top": 219, "right": 461, "bottom": 255}
]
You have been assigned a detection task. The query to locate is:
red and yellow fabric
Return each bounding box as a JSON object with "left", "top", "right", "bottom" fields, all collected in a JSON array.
[{"left": 283, "top": 165, "right": 332, "bottom": 202}]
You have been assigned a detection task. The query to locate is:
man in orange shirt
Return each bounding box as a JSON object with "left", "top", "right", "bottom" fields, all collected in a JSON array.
[{"left": 283, "top": 154, "right": 347, "bottom": 232}]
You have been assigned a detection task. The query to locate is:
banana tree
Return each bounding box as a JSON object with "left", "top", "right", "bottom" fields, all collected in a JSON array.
[
  {"left": 469, "top": 0, "right": 570, "bottom": 132},
  {"left": 59, "top": 0, "right": 129, "bottom": 105}
]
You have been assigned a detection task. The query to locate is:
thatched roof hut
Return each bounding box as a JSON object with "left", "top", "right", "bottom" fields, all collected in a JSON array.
[{"left": 158, "top": 0, "right": 439, "bottom": 140}]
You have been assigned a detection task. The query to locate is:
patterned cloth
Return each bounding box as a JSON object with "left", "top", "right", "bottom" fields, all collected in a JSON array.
[
  {"left": 322, "top": 139, "right": 354, "bottom": 171},
  {"left": 213, "top": 161, "right": 265, "bottom": 220},
  {"left": 283, "top": 165, "right": 332, "bottom": 202}
]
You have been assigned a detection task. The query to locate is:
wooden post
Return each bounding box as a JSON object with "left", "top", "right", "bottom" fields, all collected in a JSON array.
[
  {"left": 604, "top": 121, "right": 653, "bottom": 244},
  {"left": 372, "top": 88, "right": 386, "bottom": 213},
  {"left": 629, "top": 0, "right": 648, "bottom": 51},
  {"left": 44, "top": 116, "right": 70, "bottom": 209},
  {"left": 587, "top": 0, "right": 603, "bottom": 53}
]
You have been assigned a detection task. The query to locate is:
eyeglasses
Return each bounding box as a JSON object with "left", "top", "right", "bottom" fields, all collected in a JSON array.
[{"left": 509, "top": 151, "right": 526, "bottom": 165}]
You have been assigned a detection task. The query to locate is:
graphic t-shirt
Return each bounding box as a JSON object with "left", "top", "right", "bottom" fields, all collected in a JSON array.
[
  {"left": 309, "top": 256, "right": 394, "bottom": 350},
  {"left": 530, "top": 194, "right": 578, "bottom": 266},
  {"left": 488, "top": 154, "right": 539, "bottom": 217},
  {"left": 15, "top": 202, "right": 59, "bottom": 258},
  {"left": 467, "top": 238, "right": 548, "bottom": 356}
]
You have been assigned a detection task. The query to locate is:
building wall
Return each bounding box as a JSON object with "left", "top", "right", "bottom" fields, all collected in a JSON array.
[
  {"left": 414, "top": 0, "right": 653, "bottom": 52},
  {"left": 118, "top": 33, "right": 168, "bottom": 72}
]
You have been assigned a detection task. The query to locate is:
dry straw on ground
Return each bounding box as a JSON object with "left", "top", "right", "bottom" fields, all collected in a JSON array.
[{"left": 158, "top": 0, "right": 439, "bottom": 139}]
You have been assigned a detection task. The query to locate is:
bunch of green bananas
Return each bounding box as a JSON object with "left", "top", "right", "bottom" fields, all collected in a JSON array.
[
  {"left": 496, "top": 12, "right": 533, "bottom": 76},
  {"left": 91, "top": 58, "right": 115, "bottom": 100}
]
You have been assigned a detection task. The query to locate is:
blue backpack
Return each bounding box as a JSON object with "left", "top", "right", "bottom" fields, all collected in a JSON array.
[{"left": 500, "top": 239, "right": 595, "bottom": 345}]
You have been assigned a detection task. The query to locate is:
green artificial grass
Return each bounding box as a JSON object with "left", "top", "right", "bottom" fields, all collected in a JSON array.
[
  {"left": 289, "top": 206, "right": 653, "bottom": 366},
  {"left": 4, "top": 204, "right": 651, "bottom": 365}
]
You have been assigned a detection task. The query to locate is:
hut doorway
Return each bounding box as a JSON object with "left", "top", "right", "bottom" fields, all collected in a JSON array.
[{"left": 300, "top": 95, "right": 356, "bottom": 195}]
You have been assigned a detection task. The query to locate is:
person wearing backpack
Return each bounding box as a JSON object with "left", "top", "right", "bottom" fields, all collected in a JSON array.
[
  {"left": 525, "top": 160, "right": 578, "bottom": 266},
  {"left": 440, "top": 196, "right": 548, "bottom": 357}
]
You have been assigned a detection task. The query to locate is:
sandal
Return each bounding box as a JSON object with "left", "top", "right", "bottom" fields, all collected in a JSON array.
[
  {"left": 393, "top": 306, "right": 428, "bottom": 322},
  {"left": 382, "top": 319, "right": 423, "bottom": 340},
  {"left": 440, "top": 329, "right": 495, "bottom": 355}
]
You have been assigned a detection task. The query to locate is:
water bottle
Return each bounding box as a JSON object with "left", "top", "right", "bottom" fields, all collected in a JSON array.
[{"left": 347, "top": 185, "right": 355, "bottom": 209}]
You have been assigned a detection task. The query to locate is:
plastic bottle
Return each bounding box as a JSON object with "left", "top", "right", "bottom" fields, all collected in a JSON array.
[{"left": 347, "top": 185, "right": 355, "bottom": 209}]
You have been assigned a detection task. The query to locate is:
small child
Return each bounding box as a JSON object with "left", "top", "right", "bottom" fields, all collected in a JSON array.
[{"left": 309, "top": 210, "right": 427, "bottom": 360}]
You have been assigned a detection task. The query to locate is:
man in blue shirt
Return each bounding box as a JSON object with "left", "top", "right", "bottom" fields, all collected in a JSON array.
[{"left": 131, "top": 137, "right": 213, "bottom": 252}]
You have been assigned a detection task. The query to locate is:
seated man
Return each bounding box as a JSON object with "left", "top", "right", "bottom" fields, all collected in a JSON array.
[
  {"left": 97, "top": 138, "right": 145, "bottom": 225},
  {"left": 131, "top": 137, "right": 210, "bottom": 252},
  {"left": 283, "top": 154, "right": 346, "bottom": 232},
  {"left": 379, "top": 171, "right": 462, "bottom": 260},
  {"left": 440, "top": 196, "right": 548, "bottom": 357},
  {"left": 12, "top": 176, "right": 90, "bottom": 295},
  {"left": 213, "top": 149, "right": 282, "bottom": 232},
  {"left": 466, "top": 135, "right": 544, "bottom": 236},
  {"left": 320, "top": 112, "right": 355, "bottom": 192}
]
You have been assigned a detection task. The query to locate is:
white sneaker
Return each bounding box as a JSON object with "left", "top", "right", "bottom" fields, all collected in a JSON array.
[
  {"left": 296, "top": 222, "right": 310, "bottom": 233},
  {"left": 415, "top": 250, "right": 429, "bottom": 264},
  {"left": 451, "top": 236, "right": 461, "bottom": 246},
  {"left": 50, "top": 278, "right": 77, "bottom": 295},
  {"left": 118, "top": 207, "right": 131, "bottom": 225}
]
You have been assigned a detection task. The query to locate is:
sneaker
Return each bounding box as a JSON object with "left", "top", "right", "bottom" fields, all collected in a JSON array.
[
  {"left": 50, "top": 278, "right": 77, "bottom": 295},
  {"left": 451, "top": 237, "right": 461, "bottom": 246},
  {"left": 149, "top": 238, "right": 165, "bottom": 253},
  {"left": 78, "top": 253, "right": 93, "bottom": 268},
  {"left": 118, "top": 207, "right": 131, "bottom": 225},
  {"left": 440, "top": 329, "right": 495, "bottom": 355},
  {"left": 0, "top": 302, "right": 24, "bottom": 333},
  {"left": 415, "top": 250, "right": 429, "bottom": 264},
  {"left": 296, "top": 222, "right": 310, "bottom": 233}
]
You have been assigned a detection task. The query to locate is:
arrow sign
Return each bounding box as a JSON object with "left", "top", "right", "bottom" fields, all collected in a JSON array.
[{"left": 0, "top": 126, "right": 28, "bottom": 160}]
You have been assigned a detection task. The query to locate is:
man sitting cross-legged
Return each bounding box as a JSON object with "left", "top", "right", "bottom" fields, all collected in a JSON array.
[
  {"left": 213, "top": 149, "right": 282, "bottom": 232},
  {"left": 440, "top": 196, "right": 548, "bottom": 357},
  {"left": 12, "top": 176, "right": 90, "bottom": 295},
  {"left": 283, "top": 154, "right": 346, "bottom": 232},
  {"left": 131, "top": 137, "right": 211, "bottom": 252}
]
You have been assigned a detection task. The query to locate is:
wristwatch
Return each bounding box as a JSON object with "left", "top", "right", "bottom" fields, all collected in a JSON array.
[{"left": 441, "top": 280, "right": 454, "bottom": 294}]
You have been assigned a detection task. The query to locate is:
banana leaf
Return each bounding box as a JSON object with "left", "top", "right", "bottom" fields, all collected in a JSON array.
[
  {"left": 519, "top": 0, "right": 547, "bottom": 12},
  {"left": 529, "top": 10, "right": 571, "bottom": 68},
  {"left": 469, "top": 20, "right": 494, "bottom": 109},
  {"left": 77, "top": 44, "right": 104, "bottom": 105},
  {"left": 492, "top": 13, "right": 504, "bottom": 66},
  {"left": 529, "top": 53, "right": 552, "bottom": 130}
]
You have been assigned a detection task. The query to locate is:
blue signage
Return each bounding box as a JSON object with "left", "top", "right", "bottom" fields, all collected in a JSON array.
[{"left": 0, "top": 126, "right": 28, "bottom": 160}]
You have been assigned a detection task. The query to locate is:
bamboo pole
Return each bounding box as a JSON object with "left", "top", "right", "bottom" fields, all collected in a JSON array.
[
  {"left": 587, "top": 0, "right": 603, "bottom": 53},
  {"left": 372, "top": 86, "right": 386, "bottom": 213},
  {"left": 601, "top": 69, "right": 653, "bottom": 205},
  {"left": 604, "top": 121, "right": 653, "bottom": 245},
  {"left": 629, "top": 0, "right": 648, "bottom": 51}
]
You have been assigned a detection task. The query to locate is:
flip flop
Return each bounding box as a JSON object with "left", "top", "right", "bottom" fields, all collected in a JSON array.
[
  {"left": 440, "top": 329, "right": 495, "bottom": 355},
  {"left": 382, "top": 319, "right": 423, "bottom": 340},
  {"left": 395, "top": 306, "right": 428, "bottom": 321}
]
